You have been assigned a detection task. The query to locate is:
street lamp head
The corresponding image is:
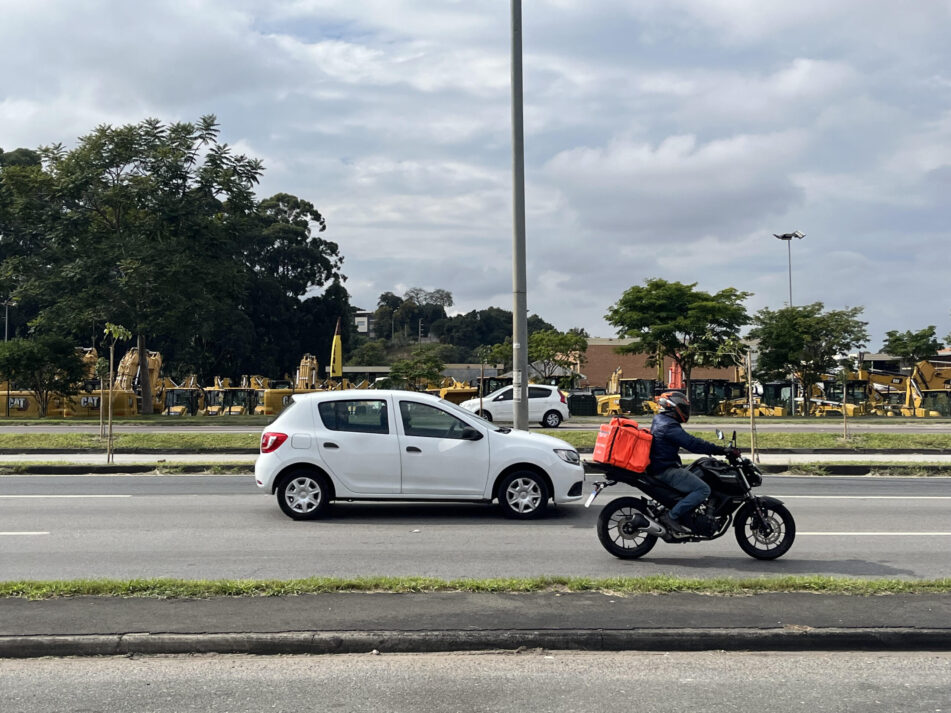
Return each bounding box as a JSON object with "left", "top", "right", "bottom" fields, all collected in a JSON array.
[{"left": 773, "top": 231, "right": 805, "bottom": 241}]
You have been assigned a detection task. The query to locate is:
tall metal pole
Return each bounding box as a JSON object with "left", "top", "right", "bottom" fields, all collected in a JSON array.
[
  {"left": 786, "top": 239, "right": 793, "bottom": 307},
  {"left": 510, "top": 0, "right": 529, "bottom": 430}
]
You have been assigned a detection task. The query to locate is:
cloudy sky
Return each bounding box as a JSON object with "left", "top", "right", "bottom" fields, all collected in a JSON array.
[{"left": 3, "top": 1, "right": 950, "bottom": 349}]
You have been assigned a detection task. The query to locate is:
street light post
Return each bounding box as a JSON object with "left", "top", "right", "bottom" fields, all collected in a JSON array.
[
  {"left": 772, "top": 231, "right": 804, "bottom": 306},
  {"left": 773, "top": 231, "right": 805, "bottom": 415}
]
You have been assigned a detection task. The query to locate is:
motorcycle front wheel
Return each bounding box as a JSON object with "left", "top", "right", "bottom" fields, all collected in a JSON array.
[
  {"left": 734, "top": 502, "right": 795, "bottom": 560},
  {"left": 597, "top": 497, "right": 658, "bottom": 559}
]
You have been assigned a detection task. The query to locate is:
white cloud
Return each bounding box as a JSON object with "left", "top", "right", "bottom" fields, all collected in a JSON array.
[{"left": 1, "top": 0, "right": 950, "bottom": 346}]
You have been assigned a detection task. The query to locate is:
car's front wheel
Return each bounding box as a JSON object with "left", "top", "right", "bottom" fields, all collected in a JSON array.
[
  {"left": 276, "top": 469, "right": 333, "bottom": 520},
  {"left": 541, "top": 410, "right": 562, "bottom": 428},
  {"left": 497, "top": 470, "right": 549, "bottom": 519},
  {"left": 477, "top": 409, "right": 493, "bottom": 422}
]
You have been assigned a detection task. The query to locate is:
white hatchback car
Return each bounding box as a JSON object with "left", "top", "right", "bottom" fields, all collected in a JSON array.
[
  {"left": 459, "top": 384, "right": 570, "bottom": 428},
  {"left": 255, "top": 389, "right": 584, "bottom": 520}
]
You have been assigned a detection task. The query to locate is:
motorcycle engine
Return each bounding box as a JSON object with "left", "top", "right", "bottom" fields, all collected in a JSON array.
[{"left": 687, "top": 512, "right": 719, "bottom": 537}]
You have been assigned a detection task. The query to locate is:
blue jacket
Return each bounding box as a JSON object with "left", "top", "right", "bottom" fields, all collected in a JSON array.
[{"left": 647, "top": 412, "right": 727, "bottom": 475}]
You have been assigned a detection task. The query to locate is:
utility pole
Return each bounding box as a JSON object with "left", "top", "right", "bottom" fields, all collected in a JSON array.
[
  {"left": 774, "top": 231, "right": 805, "bottom": 415},
  {"left": 510, "top": 0, "right": 529, "bottom": 430}
]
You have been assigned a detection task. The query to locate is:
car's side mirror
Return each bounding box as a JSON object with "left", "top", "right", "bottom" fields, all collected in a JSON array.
[{"left": 460, "top": 427, "right": 483, "bottom": 441}]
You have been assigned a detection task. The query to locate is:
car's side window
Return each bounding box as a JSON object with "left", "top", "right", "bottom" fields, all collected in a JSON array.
[
  {"left": 317, "top": 399, "right": 389, "bottom": 434},
  {"left": 528, "top": 387, "right": 551, "bottom": 399},
  {"left": 399, "top": 401, "right": 468, "bottom": 439},
  {"left": 493, "top": 388, "right": 513, "bottom": 402}
]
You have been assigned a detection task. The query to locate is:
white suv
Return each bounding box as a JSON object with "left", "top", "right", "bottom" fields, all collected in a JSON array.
[
  {"left": 255, "top": 389, "right": 584, "bottom": 521},
  {"left": 459, "top": 384, "right": 569, "bottom": 428}
]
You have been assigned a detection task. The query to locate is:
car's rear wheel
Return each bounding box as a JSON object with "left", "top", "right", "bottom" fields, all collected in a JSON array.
[
  {"left": 276, "top": 469, "right": 332, "bottom": 520},
  {"left": 497, "top": 470, "right": 549, "bottom": 519},
  {"left": 541, "top": 410, "right": 562, "bottom": 428}
]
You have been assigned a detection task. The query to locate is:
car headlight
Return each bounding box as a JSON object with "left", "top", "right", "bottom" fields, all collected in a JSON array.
[{"left": 554, "top": 449, "right": 580, "bottom": 465}]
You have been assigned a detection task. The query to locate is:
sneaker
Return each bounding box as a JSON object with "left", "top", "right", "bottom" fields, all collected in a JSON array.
[{"left": 659, "top": 512, "right": 691, "bottom": 534}]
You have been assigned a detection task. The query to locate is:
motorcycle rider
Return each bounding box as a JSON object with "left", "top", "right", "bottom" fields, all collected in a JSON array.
[{"left": 648, "top": 391, "right": 739, "bottom": 534}]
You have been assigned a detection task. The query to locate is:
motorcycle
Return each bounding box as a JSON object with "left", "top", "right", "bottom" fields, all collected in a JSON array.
[{"left": 585, "top": 430, "right": 795, "bottom": 560}]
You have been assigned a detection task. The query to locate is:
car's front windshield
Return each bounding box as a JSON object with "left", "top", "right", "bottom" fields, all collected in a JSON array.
[{"left": 438, "top": 397, "right": 504, "bottom": 431}]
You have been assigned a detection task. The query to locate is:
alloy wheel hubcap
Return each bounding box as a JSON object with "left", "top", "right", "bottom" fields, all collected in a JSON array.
[
  {"left": 286, "top": 477, "right": 322, "bottom": 513},
  {"left": 507, "top": 478, "right": 541, "bottom": 513}
]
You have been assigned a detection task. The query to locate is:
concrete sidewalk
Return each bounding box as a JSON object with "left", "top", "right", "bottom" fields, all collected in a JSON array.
[{"left": 2, "top": 592, "right": 949, "bottom": 657}]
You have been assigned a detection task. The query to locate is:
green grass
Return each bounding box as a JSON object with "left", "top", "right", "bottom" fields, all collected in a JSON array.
[
  {"left": 2, "top": 575, "right": 950, "bottom": 599},
  {"left": 0, "top": 428, "right": 949, "bottom": 453},
  {"left": 0, "top": 432, "right": 258, "bottom": 450}
]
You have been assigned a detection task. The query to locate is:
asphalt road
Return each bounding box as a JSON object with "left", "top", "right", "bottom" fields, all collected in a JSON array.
[
  {"left": 1, "top": 651, "right": 949, "bottom": 713},
  {"left": 2, "top": 474, "right": 949, "bottom": 580}
]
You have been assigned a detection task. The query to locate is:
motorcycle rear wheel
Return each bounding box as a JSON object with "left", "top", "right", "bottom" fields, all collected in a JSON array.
[
  {"left": 734, "top": 502, "right": 795, "bottom": 560},
  {"left": 597, "top": 497, "right": 658, "bottom": 559}
]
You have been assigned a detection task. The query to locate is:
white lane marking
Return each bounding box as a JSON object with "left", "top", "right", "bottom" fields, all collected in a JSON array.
[
  {"left": 0, "top": 495, "right": 132, "bottom": 499},
  {"left": 0, "top": 532, "right": 49, "bottom": 536},
  {"left": 798, "top": 532, "right": 951, "bottom": 536}
]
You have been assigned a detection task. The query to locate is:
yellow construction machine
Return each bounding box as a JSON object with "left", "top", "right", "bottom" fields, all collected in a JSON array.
[
  {"left": 596, "top": 369, "right": 661, "bottom": 416},
  {"left": 425, "top": 377, "right": 479, "bottom": 405},
  {"left": 161, "top": 375, "right": 205, "bottom": 416},
  {"left": 252, "top": 355, "right": 325, "bottom": 416},
  {"left": 203, "top": 376, "right": 259, "bottom": 416}
]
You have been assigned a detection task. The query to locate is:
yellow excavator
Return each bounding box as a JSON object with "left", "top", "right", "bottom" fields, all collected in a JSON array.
[
  {"left": 596, "top": 368, "right": 661, "bottom": 416},
  {"left": 161, "top": 375, "right": 205, "bottom": 416},
  {"left": 203, "top": 376, "right": 259, "bottom": 416}
]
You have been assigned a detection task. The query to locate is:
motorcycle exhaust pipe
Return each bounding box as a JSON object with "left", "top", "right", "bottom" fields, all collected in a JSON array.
[{"left": 633, "top": 513, "right": 666, "bottom": 536}]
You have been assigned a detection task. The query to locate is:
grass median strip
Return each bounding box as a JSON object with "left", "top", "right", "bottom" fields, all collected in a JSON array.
[
  {"left": 2, "top": 575, "right": 951, "bottom": 599},
  {"left": 1, "top": 431, "right": 951, "bottom": 452}
]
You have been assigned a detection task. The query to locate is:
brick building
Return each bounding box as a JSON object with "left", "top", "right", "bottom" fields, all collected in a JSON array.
[{"left": 578, "top": 338, "right": 740, "bottom": 389}]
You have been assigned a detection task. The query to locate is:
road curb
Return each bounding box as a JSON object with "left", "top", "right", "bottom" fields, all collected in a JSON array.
[{"left": 3, "top": 628, "right": 951, "bottom": 658}]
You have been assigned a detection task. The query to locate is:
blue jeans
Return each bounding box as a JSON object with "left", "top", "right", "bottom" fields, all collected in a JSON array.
[{"left": 654, "top": 466, "right": 711, "bottom": 520}]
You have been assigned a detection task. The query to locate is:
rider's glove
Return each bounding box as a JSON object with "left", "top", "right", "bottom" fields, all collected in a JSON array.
[{"left": 725, "top": 447, "right": 741, "bottom": 459}]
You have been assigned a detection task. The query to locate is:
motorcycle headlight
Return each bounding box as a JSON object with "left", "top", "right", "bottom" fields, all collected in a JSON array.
[{"left": 554, "top": 449, "right": 581, "bottom": 465}]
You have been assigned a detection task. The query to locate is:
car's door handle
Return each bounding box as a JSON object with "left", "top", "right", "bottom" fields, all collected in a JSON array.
[
  {"left": 323, "top": 442, "right": 339, "bottom": 449},
  {"left": 406, "top": 446, "right": 421, "bottom": 453}
]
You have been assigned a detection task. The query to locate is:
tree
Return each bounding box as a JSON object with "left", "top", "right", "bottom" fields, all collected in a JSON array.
[
  {"left": 1, "top": 118, "right": 349, "bottom": 387},
  {"left": 349, "top": 339, "right": 389, "bottom": 366},
  {"left": 387, "top": 344, "right": 448, "bottom": 390},
  {"left": 0, "top": 336, "right": 86, "bottom": 417},
  {"left": 748, "top": 303, "right": 869, "bottom": 413},
  {"left": 882, "top": 326, "right": 943, "bottom": 366},
  {"left": 605, "top": 278, "right": 751, "bottom": 395},
  {"left": 435, "top": 307, "right": 554, "bottom": 355},
  {"left": 2, "top": 116, "right": 264, "bottom": 411},
  {"left": 528, "top": 329, "right": 588, "bottom": 384}
]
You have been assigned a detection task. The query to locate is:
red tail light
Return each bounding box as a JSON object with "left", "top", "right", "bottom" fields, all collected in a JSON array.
[
  {"left": 560, "top": 391, "right": 567, "bottom": 404},
  {"left": 260, "top": 432, "right": 288, "bottom": 453}
]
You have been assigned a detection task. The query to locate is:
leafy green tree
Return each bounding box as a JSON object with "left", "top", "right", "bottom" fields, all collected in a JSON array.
[
  {"left": 0, "top": 119, "right": 349, "bottom": 389},
  {"left": 388, "top": 344, "right": 448, "bottom": 390},
  {"left": 605, "top": 278, "right": 751, "bottom": 395},
  {"left": 0, "top": 336, "right": 86, "bottom": 416},
  {"left": 748, "top": 303, "right": 869, "bottom": 412},
  {"left": 349, "top": 339, "right": 390, "bottom": 366},
  {"left": 882, "top": 326, "right": 943, "bottom": 366},
  {"left": 435, "top": 307, "right": 554, "bottom": 354},
  {"left": 2, "top": 116, "right": 264, "bottom": 411},
  {"left": 528, "top": 329, "right": 588, "bottom": 383},
  {"left": 0, "top": 148, "right": 41, "bottom": 168}
]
